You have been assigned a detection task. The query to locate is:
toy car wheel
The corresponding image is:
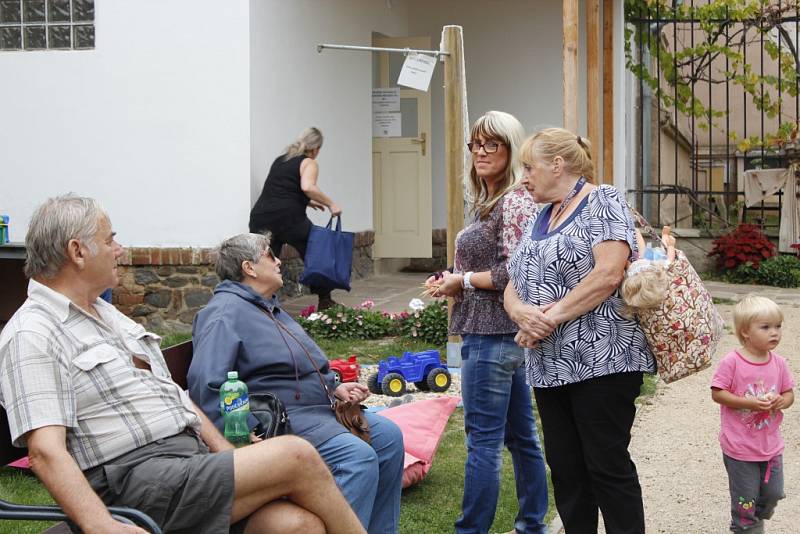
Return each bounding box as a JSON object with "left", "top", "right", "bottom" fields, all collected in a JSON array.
[
  {"left": 426, "top": 368, "right": 451, "bottom": 392},
  {"left": 414, "top": 380, "right": 430, "bottom": 391},
  {"left": 382, "top": 372, "right": 407, "bottom": 397},
  {"left": 332, "top": 369, "right": 342, "bottom": 385},
  {"left": 367, "top": 372, "right": 382, "bottom": 395}
]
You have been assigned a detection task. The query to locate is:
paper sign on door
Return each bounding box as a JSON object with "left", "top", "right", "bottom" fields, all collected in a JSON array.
[
  {"left": 397, "top": 53, "right": 436, "bottom": 92},
  {"left": 372, "top": 112, "right": 401, "bottom": 137}
]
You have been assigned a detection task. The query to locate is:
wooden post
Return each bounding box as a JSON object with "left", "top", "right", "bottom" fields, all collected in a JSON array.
[
  {"left": 442, "top": 26, "right": 466, "bottom": 270},
  {"left": 563, "top": 0, "right": 579, "bottom": 132},
  {"left": 587, "top": 0, "right": 601, "bottom": 174},
  {"left": 441, "top": 25, "right": 467, "bottom": 355},
  {"left": 603, "top": 0, "right": 615, "bottom": 184}
]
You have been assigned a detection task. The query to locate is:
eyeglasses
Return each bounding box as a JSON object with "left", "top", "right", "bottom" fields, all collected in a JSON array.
[
  {"left": 261, "top": 247, "right": 277, "bottom": 261},
  {"left": 467, "top": 140, "right": 503, "bottom": 154}
]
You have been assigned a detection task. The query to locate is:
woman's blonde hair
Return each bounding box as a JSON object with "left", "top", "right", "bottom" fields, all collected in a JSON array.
[
  {"left": 733, "top": 294, "right": 784, "bottom": 345},
  {"left": 467, "top": 111, "right": 526, "bottom": 219},
  {"left": 284, "top": 127, "right": 324, "bottom": 160},
  {"left": 520, "top": 127, "right": 595, "bottom": 183},
  {"left": 620, "top": 266, "right": 669, "bottom": 311}
]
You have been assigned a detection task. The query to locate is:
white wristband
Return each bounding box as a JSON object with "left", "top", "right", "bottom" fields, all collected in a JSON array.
[{"left": 463, "top": 271, "right": 475, "bottom": 290}]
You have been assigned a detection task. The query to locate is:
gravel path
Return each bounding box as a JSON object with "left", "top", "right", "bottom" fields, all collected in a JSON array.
[{"left": 627, "top": 302, "right": 800, "bottom": 533}]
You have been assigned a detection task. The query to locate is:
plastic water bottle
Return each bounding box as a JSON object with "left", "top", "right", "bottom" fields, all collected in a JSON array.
[{"left": 220, "top": 371, "right": 250, "bottom": 447}]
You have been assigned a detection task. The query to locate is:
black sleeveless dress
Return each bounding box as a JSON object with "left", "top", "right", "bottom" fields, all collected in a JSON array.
[
  {"left": 248, "top": 154, "right": 332, "bottom": 298},
  {"left": 249, "top": 154, "right": 309, "bottom": 233}
]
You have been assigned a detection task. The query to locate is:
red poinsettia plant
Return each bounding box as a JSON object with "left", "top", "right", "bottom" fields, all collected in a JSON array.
[{"left": 708, "top": 224, "right": 776, "bottom": 270}]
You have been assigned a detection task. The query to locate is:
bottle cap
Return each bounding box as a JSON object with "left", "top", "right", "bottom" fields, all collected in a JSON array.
[{"left": 227, "top": 371, "right": 238, "bottom": 380}]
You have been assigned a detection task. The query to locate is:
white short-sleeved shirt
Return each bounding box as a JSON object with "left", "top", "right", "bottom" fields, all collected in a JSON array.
[
  {"left": 0, "top": 280, "right": 200, "bottom": 470},
  {"left": 508, "top": 185, "right": 656, "bottom": 387}
]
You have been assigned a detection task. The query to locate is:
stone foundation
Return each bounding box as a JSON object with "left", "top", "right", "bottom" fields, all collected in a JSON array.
[{"left": 115, "top": 231, "right": 374, "bottom": 332}]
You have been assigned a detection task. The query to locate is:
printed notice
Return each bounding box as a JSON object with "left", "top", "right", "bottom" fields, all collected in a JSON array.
[
  {"left": 372, "top": 112, "right": 401, "bottom": 137},
  {"left": 372, "top": 88, "right": 401, "bottom": 113},
  {"left": 397, "top": 52, "right": 437, "bottom": 92}
]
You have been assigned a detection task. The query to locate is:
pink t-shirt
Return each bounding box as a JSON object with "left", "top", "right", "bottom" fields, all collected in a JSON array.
[{"left": 711, "top": 350, "right": 795, "bottom": 461}]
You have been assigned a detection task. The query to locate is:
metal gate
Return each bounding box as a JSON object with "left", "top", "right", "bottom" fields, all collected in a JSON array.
[{"left": 625, "top": 1, "right": 800, "bottom": 237}]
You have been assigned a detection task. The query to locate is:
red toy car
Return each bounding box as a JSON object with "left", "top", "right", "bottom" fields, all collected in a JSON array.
[{"left": 329, "top": 355, "right": 360, "bottom": 385}]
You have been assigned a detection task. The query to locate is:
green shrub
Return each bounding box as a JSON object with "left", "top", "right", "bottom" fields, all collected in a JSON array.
[
  {"left": 724, "top": 262, "right": 759, "bottom": 284},
  {"left": 297, "top": 306, "right": 397, "bottom": 340},
  {"left": 400, "top": 300, "right": 448, "bottom": 346},
  {"left": 754, "top": 254, "right": 800, "bottom": 287},
  {"left": 722, "top": 254, "right": 800, "bottom": 287}
]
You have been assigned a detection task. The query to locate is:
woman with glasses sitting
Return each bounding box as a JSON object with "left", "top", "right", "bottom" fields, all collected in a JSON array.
[
  {"left": 425, "top": 111, "right": 548, "bottom": 534},
  {"left": 188, "top": 232, "right": 404, "bottom": 534}
]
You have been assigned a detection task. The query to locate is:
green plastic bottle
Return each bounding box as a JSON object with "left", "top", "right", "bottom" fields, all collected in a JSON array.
[{"left": 220, "top": 371, "right": 250, "bottom": 447}]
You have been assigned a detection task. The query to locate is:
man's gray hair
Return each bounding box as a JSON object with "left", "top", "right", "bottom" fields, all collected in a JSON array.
[
  {"left": 24, "top": 195, "right": 107, "bottom": 279},
  {"left": 215, "top": 232, "right": 271, "bottom": 282}
]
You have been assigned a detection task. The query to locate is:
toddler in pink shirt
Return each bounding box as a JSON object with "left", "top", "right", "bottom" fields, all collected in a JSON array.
[{"left": 711, "top": 295, "right": 795, "bottom": 533}]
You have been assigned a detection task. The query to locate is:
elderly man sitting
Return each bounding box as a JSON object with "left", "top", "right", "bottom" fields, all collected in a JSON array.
[
  {"left": 0, "top": 195, "right": 366, "bottom": 534},
  {"left": 188, "top": 232, "right": 405, "bottom": 534}
]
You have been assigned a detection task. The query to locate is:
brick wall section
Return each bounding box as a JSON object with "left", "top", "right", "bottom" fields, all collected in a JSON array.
[{"left": 114, "top": 231, "right": 374, "bottom": 332}]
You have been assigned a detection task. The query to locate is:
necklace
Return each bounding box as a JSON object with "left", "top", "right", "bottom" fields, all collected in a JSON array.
[{"left": 546, "top": 176, "right": 587, "bottom": 231}]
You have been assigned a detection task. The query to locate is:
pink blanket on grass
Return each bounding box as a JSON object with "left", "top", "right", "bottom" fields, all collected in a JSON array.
[{"left": 378, "top": 395, "right": 461, "bottom": 488}]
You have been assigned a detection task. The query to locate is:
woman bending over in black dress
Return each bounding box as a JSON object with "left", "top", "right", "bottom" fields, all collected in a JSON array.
[{"left": 249, "top": 127, "right": 342, "bottom": 310}]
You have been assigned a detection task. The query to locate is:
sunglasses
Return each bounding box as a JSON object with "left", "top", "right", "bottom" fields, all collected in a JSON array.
[{"left": 261, "top": 247, "right": 277, "bottom": 261}]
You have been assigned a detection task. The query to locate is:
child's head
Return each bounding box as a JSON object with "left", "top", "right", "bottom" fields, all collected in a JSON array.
[
  {"left": 733, "top": 295, "right": 784, "bottom": 347},
  {"left": 621, "top": 260, "right": 669, "bottom": 310}
]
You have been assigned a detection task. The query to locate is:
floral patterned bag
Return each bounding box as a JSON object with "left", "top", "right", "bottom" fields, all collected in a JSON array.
[
  {"left": 635, "top": 249, "right": 725, "bottom": 383},
  {"left": 627, "top": 205, "right": 725, "bottom": 383}
]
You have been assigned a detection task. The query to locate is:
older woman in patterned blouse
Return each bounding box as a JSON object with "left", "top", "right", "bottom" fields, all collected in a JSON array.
[
  {"left": 427, "top": 111, "right": 548, "bottom": 534},
  {"left": 505, "top": 127, "right": 656, "bottom": 534}
]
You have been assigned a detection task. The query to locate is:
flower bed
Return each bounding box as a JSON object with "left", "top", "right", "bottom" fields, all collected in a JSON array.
[{"left": 296, "top": 298, "right": 448, "bottom": 346}]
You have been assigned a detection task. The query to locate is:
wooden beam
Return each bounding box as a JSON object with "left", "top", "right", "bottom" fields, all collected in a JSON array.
[
  {"left": 442, "top": 26, "right": 466, "bottom": 269},
  {"left": 563, "top": 0, "right": 579, "bottom": 132},
  {"left": 442, "top": 25, "right": 467, "bottom": 347},
  {"left": 602, "top": 0, "right": 614, "bottom": 184},
  {"left": 587, "top": 0, "right": 601, "bottom": 176}
]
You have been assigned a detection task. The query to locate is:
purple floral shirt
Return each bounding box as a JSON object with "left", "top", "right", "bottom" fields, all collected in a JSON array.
[{"left": 450, "top": 187, "right": 538, "bottom": 335}]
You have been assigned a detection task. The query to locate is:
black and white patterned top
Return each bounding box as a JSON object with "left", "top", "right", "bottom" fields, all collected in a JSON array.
[{"left": 508, "top": 185, "right": 656, "bottom": 388}]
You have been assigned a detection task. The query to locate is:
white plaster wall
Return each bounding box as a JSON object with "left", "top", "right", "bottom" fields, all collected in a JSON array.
[
  {"left": 250, "top": 0, "right": 411, "bottom": 232},
  {"left": 407, "top": 0, "right": 588, "bottom": 228},
  {"left": 0, "top": 0, "right": 250, "bottom": 246}
]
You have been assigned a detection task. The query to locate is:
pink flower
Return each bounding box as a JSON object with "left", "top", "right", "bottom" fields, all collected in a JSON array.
[{"left": 360, "top": 299, "right": 375, "bottom": 309}]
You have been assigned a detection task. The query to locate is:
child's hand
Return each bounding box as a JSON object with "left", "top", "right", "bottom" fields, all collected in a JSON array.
[
  {"left": 768, "top": 393, "right": 789, "bottom": 412},
  {"left": 750, "top": 396, "right": 773, "bottom": 412}
]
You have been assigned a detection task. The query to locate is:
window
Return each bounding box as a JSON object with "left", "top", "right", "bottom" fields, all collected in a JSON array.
[{"left": 0, "top": 0, "right": 94, "bottom": 51}]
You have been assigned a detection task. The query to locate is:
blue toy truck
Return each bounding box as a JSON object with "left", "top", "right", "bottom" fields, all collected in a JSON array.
[{"left": 367, "top": 350, "right": 451, "bottom": 397}]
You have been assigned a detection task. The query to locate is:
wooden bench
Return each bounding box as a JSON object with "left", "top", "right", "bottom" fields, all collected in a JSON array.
[{"left": 0, "top": 340, "right": 194, "bottom": 534}]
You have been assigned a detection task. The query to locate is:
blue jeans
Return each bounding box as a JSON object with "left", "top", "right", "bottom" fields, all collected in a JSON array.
[
  {"left": 455, "top": 334, "right": 548, "bottom": 534},
  {"left": 317, "top": 411, "right": 404, "bottom": 534}
]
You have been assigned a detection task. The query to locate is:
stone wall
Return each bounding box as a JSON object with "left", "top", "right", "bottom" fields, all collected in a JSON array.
[{"left": 115, "top": 231, "right": 374, "bottom": 332}]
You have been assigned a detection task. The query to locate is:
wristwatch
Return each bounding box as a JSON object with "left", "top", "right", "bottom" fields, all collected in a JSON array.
[{"left": 462, "top": 271, "right": 475, "bottom": 290}]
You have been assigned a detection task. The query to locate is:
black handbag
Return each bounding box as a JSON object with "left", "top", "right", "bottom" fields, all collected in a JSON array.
[{"left": 250, "top": 392, "right": 292, "bottom": 439}]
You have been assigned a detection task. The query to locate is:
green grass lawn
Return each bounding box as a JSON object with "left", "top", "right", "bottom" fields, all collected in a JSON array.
[
  {"left": 400, "top": 408, "right": 556, "bottom": 533},
  {"left": 0, "top": 335, "right": 659, "bottom": 533},
  {"left": 0, "top": 468, "right": 56, "bottom": 533}
]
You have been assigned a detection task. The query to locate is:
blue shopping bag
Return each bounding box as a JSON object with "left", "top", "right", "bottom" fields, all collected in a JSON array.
[{"left": 299, "top": 216, "right": 354, "bottom": 291}]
